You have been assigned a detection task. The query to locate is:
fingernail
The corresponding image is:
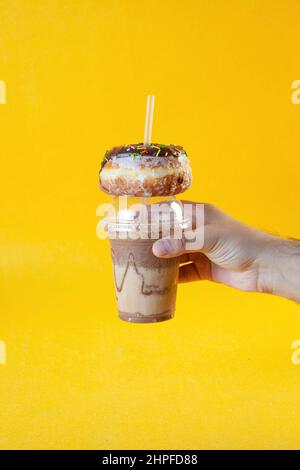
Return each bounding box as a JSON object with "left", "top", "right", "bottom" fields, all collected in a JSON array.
[{"left": 153, "top": 239, "right": 173, "bottom": 257}]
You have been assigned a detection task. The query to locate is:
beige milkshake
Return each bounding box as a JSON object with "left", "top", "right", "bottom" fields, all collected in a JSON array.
[{"left": 110, "top": 237, "right": 179, "bottom": 323}]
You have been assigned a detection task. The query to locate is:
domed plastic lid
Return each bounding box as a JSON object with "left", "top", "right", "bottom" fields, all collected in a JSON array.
[{"left": 103, "top": 197, "right": 192, "bottom": 239}]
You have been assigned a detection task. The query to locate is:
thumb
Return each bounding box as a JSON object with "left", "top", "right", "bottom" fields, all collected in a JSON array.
[
  {"left": 152, "top": 224, "right": 219, "bottom": 258},
  {"left": 152, "top": 238, "right": 185, "bottom": 257}
]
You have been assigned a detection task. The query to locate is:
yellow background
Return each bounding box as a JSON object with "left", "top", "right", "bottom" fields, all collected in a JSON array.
[{"left": 1, "top": 0, "right": 300, "bottom": 450}]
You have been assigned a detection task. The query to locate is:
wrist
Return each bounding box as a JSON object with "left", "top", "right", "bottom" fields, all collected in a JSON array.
[
  {"left": 256, "top": 236, "right": 279, "bottom": 295},
  {"left": 257, "top": 236, "right": 300, "bottom": 301}
]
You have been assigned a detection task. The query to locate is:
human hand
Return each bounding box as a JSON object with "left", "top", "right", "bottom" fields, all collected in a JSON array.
[{"left": 152, "top": 202, "right": 300, "bottom": 302}]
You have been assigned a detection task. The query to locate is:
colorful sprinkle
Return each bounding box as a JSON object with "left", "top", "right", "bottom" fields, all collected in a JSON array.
[{"left": 100, "top": 142, "right": 187, "bottom": 172}]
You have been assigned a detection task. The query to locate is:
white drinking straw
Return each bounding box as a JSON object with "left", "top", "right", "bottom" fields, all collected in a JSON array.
[{"left": 143, "top": 95, "right": 155, "bottom": 145}]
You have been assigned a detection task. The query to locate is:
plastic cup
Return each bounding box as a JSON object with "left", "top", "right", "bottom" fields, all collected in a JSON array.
[{"left": 104, "top": 196, "right": 190, "bottom": 323}]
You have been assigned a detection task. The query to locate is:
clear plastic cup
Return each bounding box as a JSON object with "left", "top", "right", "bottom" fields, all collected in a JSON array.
[{"left": 104, "top": 196, "right": 191, "bottom": 323}]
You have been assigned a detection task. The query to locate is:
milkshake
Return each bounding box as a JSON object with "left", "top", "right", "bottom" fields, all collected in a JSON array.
[
  {"left": 110, "top": 236, "right": 179, "bottom": 323},
  {"left": 105, "top": 197, "right": 189, "bottom": 323}
]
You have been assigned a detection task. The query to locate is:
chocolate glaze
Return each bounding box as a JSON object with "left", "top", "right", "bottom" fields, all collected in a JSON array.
[{"left": 100, "top": 142, "right": 187, "bottom": 171}]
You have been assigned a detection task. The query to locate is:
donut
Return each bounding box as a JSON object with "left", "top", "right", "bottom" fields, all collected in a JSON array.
[{"left": 99, "top": 143, "right": 192, "bottom": 197}]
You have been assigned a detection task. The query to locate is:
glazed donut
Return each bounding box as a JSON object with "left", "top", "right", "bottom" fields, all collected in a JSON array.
[{"left": 99, "top": 143, "right": 192, "bottom": 197}]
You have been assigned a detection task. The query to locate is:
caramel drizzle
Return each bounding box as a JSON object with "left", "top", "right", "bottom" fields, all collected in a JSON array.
[{"left": 112, "top": 250, "right": 170, "bottom": 295}]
